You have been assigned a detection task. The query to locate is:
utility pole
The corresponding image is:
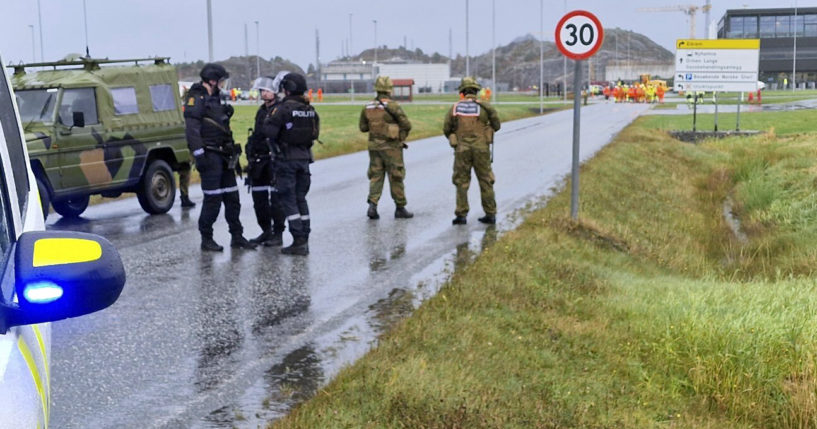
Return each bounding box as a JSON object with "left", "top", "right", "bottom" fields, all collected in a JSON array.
[
  {"left": 492, "top": 0, "right": 496, "bottom": 103},
  {"left": 539, "top": 0, "right": 544, "bottom": 113},
  {"left": 373, "top": 19, "right": 378, "bottom": 66},
  {"left": 465, "top": 0, "right": 470, "bottom": 76},
  {"left": 206, "top": 0, "right": 213, "bottom": 62},
  {"left": 28, "top": 25, "right": 36, "bottom": 62},
  {"left": 315, "top": 29, "right": 321, "bottom": 86},
  {"left": 348, "top": 13, "right": 353, "bottom": 57},
  {"left": 244, "top": 23, "right": 250, "bottom": 91},
  {"left": 255, "top": 20, "right": 260, "bottom": 79},
  {"left": 37, "top": 0, "right": 44, "bottom": 61},
  {"left": 82, "top": 0, "right": 89, "bottom": 56},
  {"left": 562, "top": 0, "right": 567, "bottom": 101},
  {"left": 793, "top": 0, "right": 798, "bottom": 91}
]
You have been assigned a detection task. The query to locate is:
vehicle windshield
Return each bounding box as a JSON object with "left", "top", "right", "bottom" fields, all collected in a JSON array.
[{"left": 16, "top": 88, "right": 58, "bottom": 124}]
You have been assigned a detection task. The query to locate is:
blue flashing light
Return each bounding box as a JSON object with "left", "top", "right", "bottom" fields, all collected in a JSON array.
[{"left": 23, "top": 281, "right": 64, "bottom": 304}]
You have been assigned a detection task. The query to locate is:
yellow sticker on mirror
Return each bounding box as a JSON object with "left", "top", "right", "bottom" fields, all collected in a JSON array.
[{"left": 33, "top": 238, "right": 102, "bottom": 268}]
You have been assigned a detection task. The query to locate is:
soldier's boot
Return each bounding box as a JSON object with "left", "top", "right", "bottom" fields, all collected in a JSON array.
[
  {"left": 250, "top": 230, "right": 272, "bottom": 245},
  {"left": 231, "top": 235, "right": 258, "bottom": 250},
  {"left": 367, "top": 202, "right": 380, "bottom": 220},
  {"left": 201, "top": 236, "right": 224, "bottom": 252},
  {"left": 282, "top": 236, "right": 309, "bottom": 256},
  {"left": 452, "top": 216, "right": 467, "bottom": 225},
  {"left": 266, "top": 231, "right": 284, "bottom": 247},
  {"left": 394, "top": 206, "right": 414, "bottom": 219},
  {"left": 180, "top": 194, "right": 196, "bottom": 208},
  {"left": 478, "top": 214, "right": 496, "bottom": 224}
]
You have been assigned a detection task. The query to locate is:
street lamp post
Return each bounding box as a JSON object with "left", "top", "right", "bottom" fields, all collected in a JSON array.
[
  {"left": 28, "top": 25, "right": 36, "bottom": 62},
  {"left": 206, "top": 0, "right": 213, "bottom": 62},
  {"left": 373, "top": 19, "right": 378, "bottom": 72},
  {"left": 563, "top": 0, "right": 567, "bottom": 101},
  {"left": 492, "top": 0, "right": 496, "bottom": 103},
  {"left": 37, "top": 0, "right": 44, "bottom": 61},
  {"left": 465, "top": 0, "right": 470, "bottom": 77},
  {"left": 539, "top": 0, "right": 544, "bottom": 113},
  {"left": 793, "top": 0, "right": 798, "bottom": 91},
  {"left": 255, "top": 21, "right": 260, "bottom": 79}
]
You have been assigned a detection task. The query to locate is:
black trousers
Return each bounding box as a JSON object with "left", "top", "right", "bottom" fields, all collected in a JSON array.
[
  {"left": 197, "top": 151, "right": 243, "bottom": 238},
  {"left": 275, "top": 159, "right": 311, "bottom": 239},
  {"left": 249, "top": 160, "right": 286, "bottom": 234}
]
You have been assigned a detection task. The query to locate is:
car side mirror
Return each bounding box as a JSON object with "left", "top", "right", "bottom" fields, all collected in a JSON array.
[
  {"left": 0, "top": 231, "right": 125, "bottom": 332},
  {"left": 72, "top": 111, "right": 85, "bottom": 128}
]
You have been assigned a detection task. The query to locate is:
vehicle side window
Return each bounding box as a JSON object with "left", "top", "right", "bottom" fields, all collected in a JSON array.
[
  {"left": 0, "top": 69, "right": 29, "bottom": 214},
  {"left": 59, "top": 88, "right": 99, "bottom": 126},
  {"left": 149, "top": 84, "right": 176, "bottom": 112},
  {"left": 111, "top": 87, "right": 139, "bottom": 115}
]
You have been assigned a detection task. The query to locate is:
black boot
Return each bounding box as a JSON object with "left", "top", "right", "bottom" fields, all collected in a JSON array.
[
  {"left": 281, "top": 236, "right": 309, "bottom": 255},
  {"left": 452, "top": 216, "right": 467, "bottom": 225},
  {"left": 201, "top": 236, "right": 224, "bottom": 252},
  {"left": 180, "top": 194, "right": 196, "bottom": 208},
  {"left": 231, "top": 235, "right": 257, "bottom": 250},
  {"left": 394, "top": 206, "right": 414, "bottom": 219},
  {"left": 266, "top": 231, "right": 284, "bottom": 247},
  {"left": 249, "top": 230, "right": 272, "bottom": 245},
  {"left": 367, "top": 202, "right": 379, "bottom": 219},
  {"left": 478, "top": 214, "right": 496, "bottom": 224}
]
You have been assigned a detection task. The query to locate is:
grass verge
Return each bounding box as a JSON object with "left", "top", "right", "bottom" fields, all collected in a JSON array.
[{"left": 270, "top": 116, "right": 817, "bottom": 428}]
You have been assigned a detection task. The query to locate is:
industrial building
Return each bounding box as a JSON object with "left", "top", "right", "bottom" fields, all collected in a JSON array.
[
  {"left": 717, "top": 7, "right": 817, "bottom": 89},
  {"left": 319, "top": 59, "right": 450, "bottom": 94}
]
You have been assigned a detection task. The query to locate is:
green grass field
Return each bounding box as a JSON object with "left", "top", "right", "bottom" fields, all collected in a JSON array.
[
  {"left": 639, "top": 109, "right": 816, "bottom": 135},
  {"left": 231, "top": 102, "right": 563, "bottom": 160},
  {"left": 270, "top": 115, "right": 817, "bottom": 428}
]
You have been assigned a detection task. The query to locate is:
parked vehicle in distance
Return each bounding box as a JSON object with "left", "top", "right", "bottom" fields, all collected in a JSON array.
[{"left": 10, "top": 55, "right": 191, "bottom": 219}]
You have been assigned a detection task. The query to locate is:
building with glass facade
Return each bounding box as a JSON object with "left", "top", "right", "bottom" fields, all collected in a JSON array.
[{"left": 718, "top": 7, "right": 817, "bottom": 89}]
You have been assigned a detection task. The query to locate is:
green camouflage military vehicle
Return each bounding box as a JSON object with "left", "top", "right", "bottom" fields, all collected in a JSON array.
[{"left": 9, "top": 55, "right": 190, "bottom": 219}]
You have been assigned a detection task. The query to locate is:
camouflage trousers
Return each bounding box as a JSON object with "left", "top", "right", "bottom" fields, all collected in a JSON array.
[
  {"left": 178, "top": 162, "right": 191, "bottom": 197},
  {"left": 452, "top": 147, "right": 495, "bottom": 217},
  {"left": 367, "top": 148, "right": 407, "bottom": 207}
]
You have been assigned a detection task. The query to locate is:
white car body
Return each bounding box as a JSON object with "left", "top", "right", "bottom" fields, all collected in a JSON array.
[{"left": 0, "top": 54, "right": 125, "bottom": 428}]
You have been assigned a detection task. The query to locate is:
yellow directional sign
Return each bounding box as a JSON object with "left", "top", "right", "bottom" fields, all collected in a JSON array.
[{"left": 676, "top": 39, "right": 760, "bottom": 50}]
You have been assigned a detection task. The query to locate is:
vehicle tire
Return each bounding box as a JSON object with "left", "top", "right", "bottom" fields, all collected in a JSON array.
[
  {"left": 52, "top": 195, "right": 90, "bottom": 218},
  {"left": 36, "top": 177, "right": 51, "bottom": 220},
  {"left": 137, "top": 159, "right": 175, "bottom": 215}
]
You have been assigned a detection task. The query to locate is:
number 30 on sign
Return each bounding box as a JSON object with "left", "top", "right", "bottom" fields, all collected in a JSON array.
[{"left": 555, "top": 10, "right": 604, "bottom": 61}]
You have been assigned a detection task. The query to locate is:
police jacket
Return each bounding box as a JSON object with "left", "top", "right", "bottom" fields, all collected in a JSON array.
[
  {"left": 183, "top": 82, "right": 234, "bottom": 157},
  {"left": 263, "top": 95, "right": 320, "bottom": 161},
  {"left": 246, "top": 101, "right": 275, "bottom": 160}
]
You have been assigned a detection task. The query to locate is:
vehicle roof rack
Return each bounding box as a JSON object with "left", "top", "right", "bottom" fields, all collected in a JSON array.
[{"left": 7, "top": 56, "right": 171, "bottom": 75}]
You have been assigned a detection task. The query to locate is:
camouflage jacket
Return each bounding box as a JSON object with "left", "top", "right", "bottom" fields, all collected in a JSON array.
[
  {"left": 443, "top": 95, "right": 501, "bottom": 151},
  {"left": 359, "top": 96, "right": 412, "bottom": 150}
]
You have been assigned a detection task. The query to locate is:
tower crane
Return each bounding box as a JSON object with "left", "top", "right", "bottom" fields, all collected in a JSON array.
[{"left": 638, "top": 2, "right": 712, "bottom": 39}]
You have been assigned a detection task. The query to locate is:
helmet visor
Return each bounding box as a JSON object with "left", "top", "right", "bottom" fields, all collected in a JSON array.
[{"left": 252, "top": 76, "right": 275, "bottom": 92}]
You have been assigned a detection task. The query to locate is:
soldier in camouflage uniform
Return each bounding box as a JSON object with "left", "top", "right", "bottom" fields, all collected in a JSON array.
[
  {"left": 443, "top": 77, "right": 501, "bottom": 225},
  {"left": 359, "top": 76, "right": 414, "bottom": 219}
]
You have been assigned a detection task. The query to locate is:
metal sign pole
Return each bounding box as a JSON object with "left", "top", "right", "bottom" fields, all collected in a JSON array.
[
  {"left": 736, "top": 92, "right": 742, "bottom": 131},
  {"left": 714, "top": 92, "right": 718, "bottom": 132},
  {"left": 571, "top": 59, "right": 582, "bottom": 220}
]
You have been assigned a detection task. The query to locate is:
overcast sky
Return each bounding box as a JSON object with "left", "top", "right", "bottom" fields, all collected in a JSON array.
[{"left": 0, "top": 0, "right": 799, "bottom": 70}]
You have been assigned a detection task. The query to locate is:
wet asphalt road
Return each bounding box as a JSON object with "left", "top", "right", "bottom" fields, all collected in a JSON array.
[{"left": 47, "top": 103, "right": 649, "bottom": 428}]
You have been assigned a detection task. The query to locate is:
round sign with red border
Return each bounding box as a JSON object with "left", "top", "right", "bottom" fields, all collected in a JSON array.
[{"left": 555, "top": 10, "right": 604, "bottom": 60}]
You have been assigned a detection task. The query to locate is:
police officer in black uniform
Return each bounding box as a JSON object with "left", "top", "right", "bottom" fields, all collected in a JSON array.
[
  {"left": 263, "top": 72, "right": 319, "bottom": 256},
  {"left": 184, "top": 63, "right": 255, "bottom": 251},
  {"left": 245, "top": 74, "right": 287, "bottom": 246}
]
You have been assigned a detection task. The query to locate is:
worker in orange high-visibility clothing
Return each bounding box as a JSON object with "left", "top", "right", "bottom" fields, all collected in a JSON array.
[
  {"left": 308, "top": 88, "right": 313, "bottom": 101},
  {"left": 317, "top": 88, "right": 324, "bottom": 102},
  {"left": 656, "top": 85, "right": 665, "bottom": 103},
  {"left": 627, "top": 85, "right": 636, "bottom": 103},
  {"left": 602, "top": 85, "right": 610, "bottom": 101}
]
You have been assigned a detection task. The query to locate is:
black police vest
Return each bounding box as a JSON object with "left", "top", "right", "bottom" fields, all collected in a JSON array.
[{"left": 279, "top": 101, "right": 318, "bottom": 148}]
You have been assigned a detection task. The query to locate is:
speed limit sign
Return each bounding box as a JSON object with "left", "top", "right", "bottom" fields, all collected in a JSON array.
[
  {"left": 555, "top": 10, "right": 604, "bottom": 220},
  {"left": 555, "top": 10, "right": 604, "bottom": 60}
]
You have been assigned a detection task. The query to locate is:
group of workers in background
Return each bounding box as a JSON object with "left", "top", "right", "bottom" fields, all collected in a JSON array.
[
  {"left": 184, "top": 63, "right": 501, "bottom": 255},
  {"left": 602, "top": 83, "right": 666, "bottom": 104}
]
